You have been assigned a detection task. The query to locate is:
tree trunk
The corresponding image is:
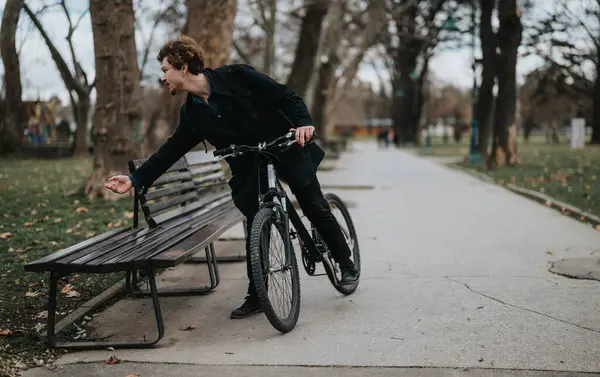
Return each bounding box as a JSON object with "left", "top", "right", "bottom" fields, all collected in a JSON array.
[
  {"left": 184, "top": 0, "right": 237, "bottom": 68},
  {"left": 73, "top": 96, "right": 90, "bottom": 156},
  {"left": 391, "top": 4, "right": 419, "bottom": 145},
  {"left": 86, "top": 0, "right": 144, "bottom": 199},
  {"left": 156, "top": 0, "right": 238, "bottom": 141},
  {"left": 262, "top": 0, "right": 277, "bottom": 76},
  {"left": 286, "top": 0, "right": 330, "bottom": 98},
  {"left": 489, "top": 0, "right": 522, "bottom": 168},
  {"left": 476, "top": 0, "right": 496, "bottom": 159},
  {"left": 311, "top": 56, "right": 338, "bottom": 139},
  {"left": 591, "top": 49, "right": 600, "bottom": 144},
  {"left": 0, "top": 0, "right": 26, "bottom": 156}
]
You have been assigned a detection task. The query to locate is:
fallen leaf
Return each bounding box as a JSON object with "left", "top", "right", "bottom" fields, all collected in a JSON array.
[
  {"left": 37, "top": 311, "right": 48, "bottom": 319},
  {"left": 73, "top": 200, "right": 80, "bottom": 206},
  {"left": 544, "top": 200, "right": 552, "bottom": 206},
  {"left": 179, "top": 325, "right": 196, "bottom": 331},
  {"left": 86, "top": 232, "right": 95, "bottom": 237},
  {"left": 53, "top": 218, "right": 62, "bottom": 223},
  {"left": 106, "top": 347, "right": 115, "bottom": 351},
  {"left": 61, "top": 284, "right": 74, "bottom": 294},
  {"left": 31, "top": 209, "right": 37, "bottom": 215},
  {"left": 24, "top": 222, "right": 33, "bottom": 226},
  {"left": 0, "top": 232, "right": 11, "bottom": 239},
  {"left": 125, "top": 375, "right": 140, "bottom": 377},
  {"left": 546, "top": 250, "right": 553, "bottom": 255},
  {"left": 31, "top": 240, "right": 41, "bottom": 244},
  {"left": 104, "top": 356, "right": 120, "bottom": 365},
  {"left": 65, "top": 228, "right": 73, "bottom": 234},
  {"left": 123, "top": 211, "right": 134, "bottom": 219},
  {"left": 595, "top": 225, "right": 600, "bottom": 231},
  {"left": 26, "top": 291, "right": 40, "bottom": 298},
  {"left": 66, "top": 290, "right": 81, "bottom": 298},
  {"left": 75, "top": 207, "right": 88, "bottom": 213},
  {"left": 38, "top": 202, "right": 48, "bottom": 207},
  {"left": 0, "top": 329, "right": 12, "bottom": 336}
]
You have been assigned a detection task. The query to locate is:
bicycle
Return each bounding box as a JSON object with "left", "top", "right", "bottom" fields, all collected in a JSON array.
[{"left": 213, "top": 131, "right": 361, "bottom": 333}]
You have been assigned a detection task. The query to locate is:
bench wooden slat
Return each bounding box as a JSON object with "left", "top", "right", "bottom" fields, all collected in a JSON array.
[
  {"left": 144, "top": 190, "right": 198, "bottom": 214},
  {"left": 149, "top": 205, "right": 243, "bottom": 268},
  {"left": 70, "top": 226, "right": 176, "bottom": 266},
  {"left": 188, "top": 164, "right": 221, "bottom": 176},
  {"left": 24, "top": 228, "right": 132, "bottom": 272},
  {"left": 193, "top": 171, "right": 225, "bottom": 186},
  {"left": 118, "top": 201, "right": 239, "bottom": 268},
  {"left": 152, "top": 170, "right": 192, "bottom": 186},
  {"left": 147, "top": 190, "right": 231, "bottom": 227},
  {"left": 185, "top": 151, "right": 220, "bottom": 165},
  {"left": 144, "top": 181, "right": 196, "bottom": 201},
  {"left": 129, "top": 156, "right": 187, "bottom": 172},
  {"left": 56, "top": 228, "right": 152, "bottom": 265},
  {"left": 88, "top": 223, "right": 198, "bottom": 267}
]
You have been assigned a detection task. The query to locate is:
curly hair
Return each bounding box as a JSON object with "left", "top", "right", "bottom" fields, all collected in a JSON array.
[{"left": 157, "top": 35, "right": 206, "bottom": 74}]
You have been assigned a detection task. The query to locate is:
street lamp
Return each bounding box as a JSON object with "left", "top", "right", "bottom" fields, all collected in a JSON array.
[{"left": 467, "top": 0, "right": 481, "bottom": 163}]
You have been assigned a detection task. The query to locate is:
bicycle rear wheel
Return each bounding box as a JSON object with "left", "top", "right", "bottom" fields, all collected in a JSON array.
[
  {"left": 320, "top": 193, "right": 361, "bottom": 295},
  {"left": 249, "top": 205, "right": 301, "bottom": 333}
]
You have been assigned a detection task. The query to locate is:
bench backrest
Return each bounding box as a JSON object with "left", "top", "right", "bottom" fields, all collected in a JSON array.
[{"left": 128, "top": 151, "right": 231, "bottom": 228}]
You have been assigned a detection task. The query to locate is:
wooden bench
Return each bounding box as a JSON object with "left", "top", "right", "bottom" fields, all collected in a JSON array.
[{"left": 24, "top": 151, "right": 244, "bottom": 350}]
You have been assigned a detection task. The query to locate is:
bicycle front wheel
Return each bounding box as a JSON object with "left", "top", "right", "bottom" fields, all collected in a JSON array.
[{"left": 249, "top": 205, "right": 301, "bottom": 333}]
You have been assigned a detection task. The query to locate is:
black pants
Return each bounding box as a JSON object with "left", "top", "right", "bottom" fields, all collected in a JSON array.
[{"left": 233, "top": 169, "right": 352, "bottom": 298}]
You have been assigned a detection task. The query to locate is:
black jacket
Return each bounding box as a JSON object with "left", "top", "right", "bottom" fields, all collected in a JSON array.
[{"left": 130, "top": 64, "right": 325, "bottom": 200}]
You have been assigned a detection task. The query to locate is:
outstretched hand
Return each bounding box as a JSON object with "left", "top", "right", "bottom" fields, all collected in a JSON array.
[
  {"left": 104, "top": 175, "right": 133, "bottom": 194},
  {"left": 289, "top": 125, "right": 315, "bottom": 146}
]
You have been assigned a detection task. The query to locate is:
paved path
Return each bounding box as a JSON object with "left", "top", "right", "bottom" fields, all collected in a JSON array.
[{"left": 23, "top": 141, "right": 600, "bottom": 376}]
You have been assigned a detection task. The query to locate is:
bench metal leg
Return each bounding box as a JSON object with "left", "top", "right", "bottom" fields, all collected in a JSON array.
[
  {"left": 46, "top": 268, "right": 165, "bottom": 350},
  {"left": 130, "top": 243, "right": 220, "bottom": 298}
]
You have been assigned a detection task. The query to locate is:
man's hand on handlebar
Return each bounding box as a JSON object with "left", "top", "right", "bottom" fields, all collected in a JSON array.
[{"left": 289, "top": 125, "right": 315, "bottom": 147}]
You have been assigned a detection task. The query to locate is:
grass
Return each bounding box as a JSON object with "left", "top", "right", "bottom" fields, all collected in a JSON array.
[
  {"left": 417, "top": 135, "right": 600, "bottom": 219},
  {"left": 0, "top": 156, "right": 134, "bottom": 376}
]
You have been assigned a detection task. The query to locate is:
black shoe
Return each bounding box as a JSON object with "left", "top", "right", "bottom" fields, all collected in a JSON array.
[
  {"left": 339, "top": 262, "right": 359, "bottom": 285},
  {"left": 230, "top": 296, "right": 263, "bottom": 319}
]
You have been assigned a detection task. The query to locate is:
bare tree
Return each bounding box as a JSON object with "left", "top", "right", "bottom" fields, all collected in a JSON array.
[
  {"left": 488, "top": 0, "right": 523, "bottom": 167},
  {"left": 285, "top": 0, "right": 330, "bottom": 97},
  {"left": 525, "top": 0, "right": 600, "bottom": 144},
  {"left": 86, "top": 0, "right": 143, "bottom": 199},
  {"left": 0, "top": 0, "right": 26, "bottom": 155},
  {"left": 23, "top": 1, "right": 95, "bottom": 156},
  {"left": 475, "top": 0, "right": 496, "bottom": 158}
]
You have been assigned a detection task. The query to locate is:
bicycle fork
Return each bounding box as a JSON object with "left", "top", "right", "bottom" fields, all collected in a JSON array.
[{"left": 265, "top": 163, "right": 294, "bottom": 266}]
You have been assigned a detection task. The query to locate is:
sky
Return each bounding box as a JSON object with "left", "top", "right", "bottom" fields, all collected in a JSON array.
[{"left": 0, "top": 0, "right": 584, "bottom": 106}]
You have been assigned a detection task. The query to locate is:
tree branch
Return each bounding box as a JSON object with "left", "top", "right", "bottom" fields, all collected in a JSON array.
[
  {"left": 232, "top": 39, "right": 254, "bottom": 64},
  {"left": 23, "top": 3, "right": 86, "bottom": 95}
]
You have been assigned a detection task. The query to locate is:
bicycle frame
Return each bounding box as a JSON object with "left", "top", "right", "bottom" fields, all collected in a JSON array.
[{"left": 255, "top": 154, "right": 322, "bottom": 262}]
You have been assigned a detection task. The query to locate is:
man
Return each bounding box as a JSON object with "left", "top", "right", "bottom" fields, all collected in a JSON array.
[{"left": 105, "top": 35, "right": 359, "bottom": 319}]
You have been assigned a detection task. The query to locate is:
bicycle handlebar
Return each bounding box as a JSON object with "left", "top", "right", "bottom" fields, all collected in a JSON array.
[{"left": 213, "top": 131, "right": 314, "bottom": 159}]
